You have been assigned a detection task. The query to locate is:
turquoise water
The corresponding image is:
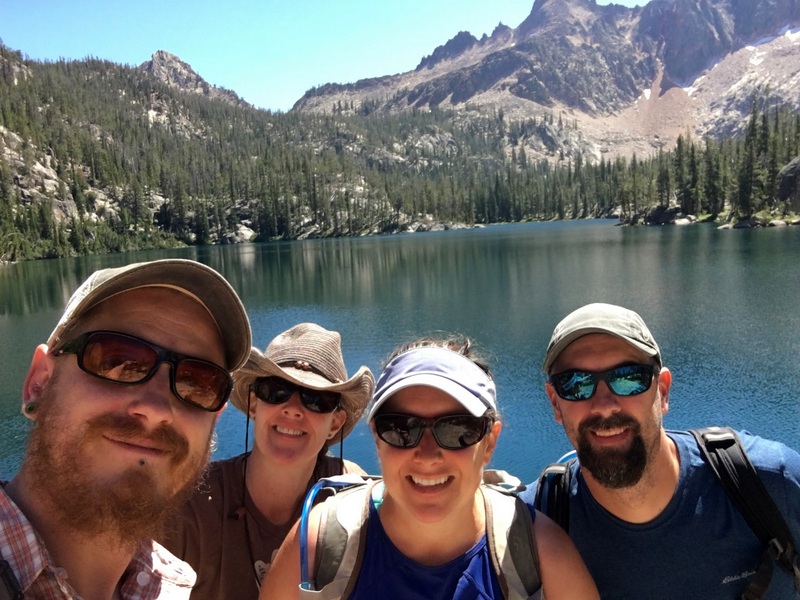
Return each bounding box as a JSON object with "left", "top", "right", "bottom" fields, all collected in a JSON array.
[{"left": 1, "top": 221, "right": 799, "bottom": 483}]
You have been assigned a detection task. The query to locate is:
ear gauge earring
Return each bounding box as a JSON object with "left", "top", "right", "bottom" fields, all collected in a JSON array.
[{"left": 24, "top": 402, "right": 37, "bottom": 414}]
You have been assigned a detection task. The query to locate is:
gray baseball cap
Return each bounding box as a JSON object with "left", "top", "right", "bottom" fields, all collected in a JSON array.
[
  {"left": 542, "top": 303, "right": 661, "bottom": 373},
  {"left": 47, "top": 259, "right": 252, "bottom": 371}
]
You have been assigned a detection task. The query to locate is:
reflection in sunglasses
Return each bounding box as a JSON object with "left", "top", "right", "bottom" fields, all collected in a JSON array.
[
  {"left": 253, "top": 376, "right": 341, "bottom": 414},
  {"left": 53, "top": 330, "right": 232, "bottom": 412},
  {"left": 373, "top": 413, "right": 491, "bottom": 450},
  {"left": 549, "top": 364, "right": 656, "bottom": 401}
]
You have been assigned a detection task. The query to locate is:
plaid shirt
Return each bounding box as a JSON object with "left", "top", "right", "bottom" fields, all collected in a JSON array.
[{"left": 0, "top": 483, "right": 196, "bottom": 599}]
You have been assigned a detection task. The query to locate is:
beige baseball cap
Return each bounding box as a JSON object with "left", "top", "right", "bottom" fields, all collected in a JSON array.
[{"left": 47, "top": 259, "right": 252, "bottom": 371}]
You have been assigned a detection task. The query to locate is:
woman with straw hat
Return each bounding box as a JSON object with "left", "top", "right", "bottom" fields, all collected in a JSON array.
[{"left": 163, "top": 323, "right": 374, "bottom": 600}]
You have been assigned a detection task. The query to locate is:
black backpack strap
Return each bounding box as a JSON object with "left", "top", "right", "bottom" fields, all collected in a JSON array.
[
  {"left": 691, "top": 427, "right": 800, "bottom": 599},
  {"left": 532, "top": 458, "right": 575, "bottom": 533}
]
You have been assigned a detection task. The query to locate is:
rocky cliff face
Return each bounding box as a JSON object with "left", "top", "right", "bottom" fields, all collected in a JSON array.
[
  {"left": 293, "top": 0, "right": 800, "bottom": 160},
  {"left": 139, "top": 50, "right": 250, "bottom": 107}
]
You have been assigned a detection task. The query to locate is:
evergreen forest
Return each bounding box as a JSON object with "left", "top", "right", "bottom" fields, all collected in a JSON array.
[{"left": 1, "top": 44, "right": 799, "bottom": 262}]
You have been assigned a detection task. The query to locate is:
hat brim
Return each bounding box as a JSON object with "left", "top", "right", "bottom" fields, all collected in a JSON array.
[
  {"left": 231, "top": 348, "right": 374, "bottom": 446},
  {"left": 543, "top": 328, "right": 660, "bottom": 373},
  {"left": 48, "top": 259, "right": 251, "bottom": 371},
  {"left": 367, "top": 373, "right": 491, "bottom": 420}
]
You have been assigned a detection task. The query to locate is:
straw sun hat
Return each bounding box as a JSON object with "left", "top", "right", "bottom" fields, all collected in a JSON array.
[{"left": 231, "top": 323, "right": 375, "bottom": 446}]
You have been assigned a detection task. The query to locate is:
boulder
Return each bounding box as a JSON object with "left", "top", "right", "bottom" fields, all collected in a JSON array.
[
  {"left": 776, "top": 155, "right": 800, "bottom": 212},
  {"left": 644, "top": 205, "right": 682, "bottom": 225}
]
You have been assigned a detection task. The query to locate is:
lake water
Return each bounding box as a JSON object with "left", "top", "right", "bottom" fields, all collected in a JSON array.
[{"left": 1, "top": 220, "right": 799, "bottom": 484}]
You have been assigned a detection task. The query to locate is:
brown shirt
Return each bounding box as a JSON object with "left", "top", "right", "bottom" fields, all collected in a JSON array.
[{"left": 162, "top": 452, "right": 362, "bottom": 600}]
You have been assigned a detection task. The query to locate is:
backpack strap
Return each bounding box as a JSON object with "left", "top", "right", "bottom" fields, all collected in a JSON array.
[
  {"left": 533, "top": 458, "right": 575, "bottom": 532},
  {"left": 691, "top": 427, "right": 800, "bottom": 599},
  {"left": 300, "top": 477, "right": 380, "bottom": 599},
  {"left": 482, "top": 485, "right": 542, "bottom": 599}
]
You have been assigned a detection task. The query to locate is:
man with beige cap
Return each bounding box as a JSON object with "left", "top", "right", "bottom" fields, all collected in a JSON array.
[
  {"left": 163, "top": 322, "right": 374, "bottom": 599},
  {"left": 521, "top": 302, "right": 800, "bottom": 599},
  {"left": 0, "top": 259, "right": 251, "bottom": 599}
]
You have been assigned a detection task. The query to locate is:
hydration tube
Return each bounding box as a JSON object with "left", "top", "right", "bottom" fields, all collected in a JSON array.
[
  {"left": 557, "top": 449, "right": 577, "bottom": 463},
  {"left": 299, "top": 474, "right": 367, "bottom": 591}
]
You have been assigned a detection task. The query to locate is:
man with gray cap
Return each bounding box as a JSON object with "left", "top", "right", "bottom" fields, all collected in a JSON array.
[
  {"left": 0, "top": 259, "right": 251, "bottom": 599},
  {"left": 521, "top": 302, "right": 800, "bottom": 599}
]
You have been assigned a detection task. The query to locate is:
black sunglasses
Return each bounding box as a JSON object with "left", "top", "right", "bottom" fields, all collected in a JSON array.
[
  {"left": 252, "top": 376, "right": 341, "bottom": 414},
  {"left": 549, "top": 363, "right": 657, "bottom": 401},
  {"left": 373, "top": 413, "right": 491, "bottom": 450},
  {"left": 53, "top": 330, "right": 232, "bottom": 412}
]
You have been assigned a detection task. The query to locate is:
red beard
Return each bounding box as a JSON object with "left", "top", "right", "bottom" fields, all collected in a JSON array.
[{"left": 25, "top": 381, "right": 211, "bottom": 547}]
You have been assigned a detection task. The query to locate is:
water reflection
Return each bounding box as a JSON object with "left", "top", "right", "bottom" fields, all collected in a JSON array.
[{"left": 1, "top": 221, "right": 799, "bottom": 483}]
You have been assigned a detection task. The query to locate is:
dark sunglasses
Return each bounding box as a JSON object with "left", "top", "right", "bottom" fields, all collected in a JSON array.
[
  {"left": 373, "top": 413, "right": 491, "bottom": 450},
  {"left": 252, "top": 376, "right": 341, "bottom": 414},
  {"left": 53, "top": 330, "right": 232, "bottom": 411},
  {"left": 549, "top": 363, "right": 657, "bottom": 401}
]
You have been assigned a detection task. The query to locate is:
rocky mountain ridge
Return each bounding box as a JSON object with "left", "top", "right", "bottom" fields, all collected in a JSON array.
[
  {"left": 139, "top": 50, "right": 250, "bottom": 108},
  {"left": 2, "top": 2, "right": 800, "bottom": 263},
  {"left": 293, "top": 0, "right": 800, "bottom": 160}
]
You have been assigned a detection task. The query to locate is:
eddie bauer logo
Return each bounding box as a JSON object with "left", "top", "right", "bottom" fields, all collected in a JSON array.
[{"left": 722, "top": 570, "right": 757, "bottom": 584}]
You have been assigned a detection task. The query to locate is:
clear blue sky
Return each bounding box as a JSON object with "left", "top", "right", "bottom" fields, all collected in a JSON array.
[{"left": 1, "top": 0, "right": 647, "bottom": 112}]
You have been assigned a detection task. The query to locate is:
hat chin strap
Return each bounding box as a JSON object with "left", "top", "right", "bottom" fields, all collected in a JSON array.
[
  {"left": 229, "top": 387, "right": 253, "bottom": 522},
  {"left": 339, "top": 428, "right": 344, "bottom": 475}
]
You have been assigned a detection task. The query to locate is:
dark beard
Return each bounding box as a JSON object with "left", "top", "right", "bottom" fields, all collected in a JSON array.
[
  {"left": 576, "top": 413, "right": 647, "bottom": 489},
  {"left": 25, "top": 381, "right": 211, "bottom": 548}
]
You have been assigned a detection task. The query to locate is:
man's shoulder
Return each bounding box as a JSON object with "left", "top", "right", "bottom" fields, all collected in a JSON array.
[
  {"left": 733, "top": 430, "right": 800, "bottom": 466},
  {"left": 729, "top": 431, "right": 800, "bottom": 497},
  {"left": 0, "top": 483, "right": 41, "bottom": 546},
  {"left": 0, "top": 485, "right": 49, "bottom": 592},
  {"left": 520, "top": 429, "right": 800, "bottom": 506},
  {"left": 669, "top": 429, "right": 800, "bottom": 477},
  {"left": 0, "top": 482, "right": 18, "bottom": 515}
]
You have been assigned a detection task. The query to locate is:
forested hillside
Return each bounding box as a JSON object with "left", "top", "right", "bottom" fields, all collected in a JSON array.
[{"left": 1, "top": 44, "right": 799, "bottom": 262}]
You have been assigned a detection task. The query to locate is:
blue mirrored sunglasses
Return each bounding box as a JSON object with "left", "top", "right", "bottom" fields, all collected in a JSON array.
[{"left": 549, "top": 363, "right": 657, "bottom": 401}]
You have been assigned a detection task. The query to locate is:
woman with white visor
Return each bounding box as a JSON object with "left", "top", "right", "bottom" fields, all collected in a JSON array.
[{"left": 262, "top": 336, "right": 598, "bottom": 599}]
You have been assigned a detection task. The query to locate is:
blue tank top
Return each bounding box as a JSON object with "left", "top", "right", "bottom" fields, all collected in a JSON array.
[{"left": 349, "top": 498, "right": 504, "bottom": 599}]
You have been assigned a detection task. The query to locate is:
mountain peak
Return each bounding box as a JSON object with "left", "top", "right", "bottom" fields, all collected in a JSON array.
[
  {"left": 416, "top": 31, "right": 479, "bottom": 71},
  {"left": 139, "top": 50, "right": 249, "bottom": 107},
  {"left": 292, "top": 0, "right": 800, "bottom": 162}
]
